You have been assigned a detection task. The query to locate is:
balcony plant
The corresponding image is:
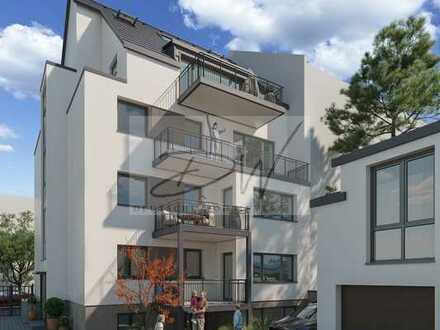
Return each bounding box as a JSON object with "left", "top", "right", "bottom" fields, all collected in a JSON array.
[
  {"left": 27, "top": 295, "right": 38, "bottom": 321},
  {"left": 44, "top": 297, "right": 64, "bottom": 330},
  {"left": 58, "top": 315, "right": 70, "bottom": 330}
]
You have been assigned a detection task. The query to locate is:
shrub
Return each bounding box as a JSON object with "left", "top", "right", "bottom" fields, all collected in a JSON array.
[
  {"left": 218, "top": 325, "right": 233, "bottom": 330},
  {"left": 59, "top": 315, "right": 70, "bottom": 326},
  {"left": 44, "top": 297, "right": 64, "bottom": 318}
]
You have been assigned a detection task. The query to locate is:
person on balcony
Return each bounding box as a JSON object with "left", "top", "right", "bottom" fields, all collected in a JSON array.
[{"left": 210, "top": 121, "right": 225, "bottom": 160}]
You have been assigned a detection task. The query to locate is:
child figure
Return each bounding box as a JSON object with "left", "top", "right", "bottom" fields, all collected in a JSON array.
[
  {"left": 233, "top": 304, "right": 243, "bottom": 330},
  {"left": 154, "top": 313, "right": 165, "bottom": 330},
  {"left": 190, "top": 290, "right": 199, "bottom": 330}
]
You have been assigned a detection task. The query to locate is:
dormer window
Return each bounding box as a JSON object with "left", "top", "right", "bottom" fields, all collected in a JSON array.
[{"left": 110, "top": 55, "right": 118, "bottom": 77}]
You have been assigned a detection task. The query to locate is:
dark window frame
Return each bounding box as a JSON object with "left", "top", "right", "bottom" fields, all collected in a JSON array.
[
  {"left": 117, "top": 245, "right": 202, "bottom": 280},
  {"left": 110, "top": 55, "right": 118, "bottom": 76},
  {"left": 253, "top": 188, "right": 296, "bottom": 222},
  {"left": 233, "top": 131, "right": 275, "bottom": 170},
  {"left": 253, "top": 253, "right": 297, "bottom": 283},
  {"left": 117, "top": 312, "right": 145, "bottom": 330},
  {"left": 117, "top": 100, "right": 148, "bottom": 138},
  {"left": 370, "top": 149, "right": 435, "bottom": 264},
  {"left": 117, "top": 172, "right": 149, "bottom": 209},
  {"left": 184, "top": 249, "right": 202, "bottom": 279}
]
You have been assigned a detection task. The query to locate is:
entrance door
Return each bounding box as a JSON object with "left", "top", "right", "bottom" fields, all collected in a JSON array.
[
  {"left": 342, "top": 285, "right": 434, "bottom": 330},
  {"left": 223, "top": 253, "right": 233, "bottom": 301},
  {"left": 39, "top": 273, "right": 47, "bottom": 319}
]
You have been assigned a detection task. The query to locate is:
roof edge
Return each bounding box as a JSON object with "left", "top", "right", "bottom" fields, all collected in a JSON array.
[{"left": 332, "top": 120, "right": 440, "bottom": 167}]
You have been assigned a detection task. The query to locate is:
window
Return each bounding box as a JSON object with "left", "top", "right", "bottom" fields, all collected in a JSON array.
[
  {"left": 117, "top": 245, "right": 201, "bottom": 279},
  {"left": 117, "top": 313, "right": 145, "bottom": 330},
  {"left": 371, "top": 151, "right": 434, "bottom": 263},
  {"left": 253, "top": 253, "right": 296, "bottom": 283},
  {"left": 184, "top": 249, "right": 202, "bottom": 279},
  {"left": 254, "top": 189, "right": 296, "bottom": 221},
  {"left": 117, "top": 101, "right": 148, "bottom": 137},
  {"left": 234, "top": 132, "right": 274, "bottom": 170},
  {"left": 117, "top": 173, "right": 148, "bottom": 208},
  {"left": 184, "top": 119, "right": 202, "bottom": 149},
  {"left": 110, "top": 55, "right": 118, "bottom": 76}
]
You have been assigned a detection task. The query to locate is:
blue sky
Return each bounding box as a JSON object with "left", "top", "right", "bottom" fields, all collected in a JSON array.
[{"left": 0, "top": 0, "right": 438, "bottom": 197}]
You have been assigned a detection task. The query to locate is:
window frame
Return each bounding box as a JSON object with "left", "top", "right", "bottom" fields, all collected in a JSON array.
[
  {"left": 184, "top": 249, "right": 202, "bottom": 279},
  {"left": 117, "top": 172, "right": 149, "bottom": 209},
  {"left": 117, "top": 313, "right": 145, "bottom": 330},
  {"left": 117, "top": 100, "right": 148, "bottom": 138},
  {"left": 253, "top": 253, "right": 297, "bottom": 283},
  {"left": 110, "top": 55, "right": 118, "bottom": 77},
  {"left": 233, "top": 131, "right": 275, "bottom": 171},
  {"left": 117, "top": 245, "right": 202, "bottom": 280},
  {"left": 370, "top": 149, "right": 435, "bottom": 264},
  {"left": 253, "top": 188, "right": 296, "bottom": 222}
]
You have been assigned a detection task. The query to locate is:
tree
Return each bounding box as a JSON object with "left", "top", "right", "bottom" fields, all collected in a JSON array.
[
  {"left": 324, "top": 16, "right": 440, "bottom": 153},
  {"left": 0, "top": 211, "right": 34, "bottom": 290},
  {"left": 115, "top": 247, "right": 179, "bottom": 329}
]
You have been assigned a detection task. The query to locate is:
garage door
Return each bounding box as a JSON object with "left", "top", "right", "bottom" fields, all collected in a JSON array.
[{"left": 342, "top": 285, "right": 434, "bottom": 330}]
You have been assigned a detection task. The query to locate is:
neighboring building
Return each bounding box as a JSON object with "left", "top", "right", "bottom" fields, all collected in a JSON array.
[
  {"left": 313, "top": 121, "right": 439, "bottom": 330},
  {"left": 34, "top": 0, "right": 345, "bottom": 329},
  {"left": 0, "top": 194, "right": 34, "bottom": 215}
]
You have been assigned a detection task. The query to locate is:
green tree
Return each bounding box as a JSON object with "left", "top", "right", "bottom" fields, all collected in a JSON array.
[
  {"left": 0, "top": 211, "right": 34, "bottom": 289},
  {"left": 324, "top": 16, "right": 440, "bottom": 153}
]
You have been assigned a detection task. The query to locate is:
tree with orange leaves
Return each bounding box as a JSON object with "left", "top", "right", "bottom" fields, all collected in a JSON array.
[{"left": 116, "top": 247, "right": 180, "bottom": 329}]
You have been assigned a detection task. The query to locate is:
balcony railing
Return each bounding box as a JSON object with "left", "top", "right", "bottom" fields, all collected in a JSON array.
[
  {"left": 184, "top": 279, "right": 246, "bottom": 303},
  {"left": 271, "top": 154, "right": 310, "bottom": 184},
  {"left": 154, "top": 127, "right": 241, "bottom": 164},
  {"left": 154, "top": 199, "right": 250, "bottom": 232},
  {"left": 179, "top": 54, "right": 284, "bottom": 106}
]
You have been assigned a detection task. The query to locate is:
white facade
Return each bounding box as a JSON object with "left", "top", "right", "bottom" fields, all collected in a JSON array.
[
  {"left": 316, "top": 127, "right": 440, "bottom": 330},
  {"left": 35, "top": 0, "right": 346, "bottom": 328}
]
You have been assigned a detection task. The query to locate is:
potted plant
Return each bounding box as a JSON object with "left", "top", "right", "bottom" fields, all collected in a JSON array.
[
  {"left": 58, "top": 315, "right": 70, "bottom": 330},
  {"left": 27, "top": 295, "right": 38, "bottom": 321},
  {"left": 44, "top": 297, "right": 64, "bottom": 330}
]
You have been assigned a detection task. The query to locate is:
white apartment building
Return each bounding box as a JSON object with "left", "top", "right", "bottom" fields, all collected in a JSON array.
[
  {"left": 313, "top": 121, "right": 440, "bottom": 330},
  {"left": 34, "top": 0, "right": 346, "bottom": 329}
]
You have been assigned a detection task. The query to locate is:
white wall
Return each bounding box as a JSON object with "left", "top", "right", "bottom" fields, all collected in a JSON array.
[{"left": 317, "top": 134, "right": 440, "bottom": 330}]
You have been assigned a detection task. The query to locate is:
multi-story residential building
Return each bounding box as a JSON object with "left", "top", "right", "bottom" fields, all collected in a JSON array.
[
  {"left": 313, "top": 121, "right": 439, "bottom": 330},
  {"left": 34, "top": 0, "right": 346, "bottom": 329}
]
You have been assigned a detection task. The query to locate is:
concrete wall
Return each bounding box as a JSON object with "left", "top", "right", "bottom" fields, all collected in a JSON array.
[{"left": 316, "top": 134, "right": 440, "bottom": 330}]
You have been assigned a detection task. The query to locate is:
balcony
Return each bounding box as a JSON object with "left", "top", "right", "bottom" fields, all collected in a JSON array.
[
  {"left": 155, "top": 54, "right": 287, "bottom": 128},
  {"left": 153, "top": 199, "right": 249, "bottom": 241},
  {"left": 153, "top": 127, "right": 241, "bottom": 181},
  {"left": 269, "top": 154, "right": 310, "bottom": 185}
]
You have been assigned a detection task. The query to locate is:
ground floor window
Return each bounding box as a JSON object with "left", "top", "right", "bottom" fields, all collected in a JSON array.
[
  {"left": 117, "top": 245, "right": 201, "bottom": 279},
  {"left": 253, "top": 253, "right": 296, "bottom": 283},
  {"left": 117, "top": 313, "right": 145, "bottom": 330}
]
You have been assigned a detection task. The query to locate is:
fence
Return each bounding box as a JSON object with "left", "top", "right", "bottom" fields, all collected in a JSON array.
[{"left": 0, "top": 285, "right": 34, "bottom": 316}]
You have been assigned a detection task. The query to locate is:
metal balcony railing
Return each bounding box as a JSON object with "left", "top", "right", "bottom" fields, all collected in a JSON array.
[
  {"left": 154, "top": 53, "right": 285, "bottom": 110},
  {"left": 153, "top": 127, "right": 242, "bottom": 164},
  {"left": 271, "top": 154, "right": 310, "bottom": 184},
  {"left": 154, "top": 199, "right": 250, "bottom": 232},
  {"left": 179, "top": 53, "right": 284, "bottom": 106},
  {"left": 184, "top": 279, "right": 247, "bottom": 303}
]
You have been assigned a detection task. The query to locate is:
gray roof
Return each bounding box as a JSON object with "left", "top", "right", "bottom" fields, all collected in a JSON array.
[
  {"left": 63, "top": 0, "right": 236, "bottom": 67},
  {"left": 332, "top": 119, "right": 440, "bottom": 167}
]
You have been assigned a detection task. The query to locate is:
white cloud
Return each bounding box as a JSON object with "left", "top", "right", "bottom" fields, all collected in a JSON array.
[
  {"left": 0, "top": 144, "right": 14, "bottom": 153},
  {"left": 0, "top": 22, "right": 62, "bottom": 99},
  {"left": 0, "top": 123, "right": 18, "bottom": 139},
  {"left": 227, "top": 38, "right": 261, "bottom": 51},
  {"left": 177, "top": 0, "right": 432, "bottom": 79},
  {"left": 418, "top": 11, "right": 439, "bottom": 40}
]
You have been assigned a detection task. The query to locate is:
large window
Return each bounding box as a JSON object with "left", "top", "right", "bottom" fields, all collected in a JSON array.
[
  {"left": 253, "top": 253, "right": 296, "bottom": 283},
  {"left": 117, "top": 101, "right": 148, "bottom": 137},
  {"left": 117, "top": 173, "right": 148, "bottom": 208},
  {"left": 371, "top": 151, "right": 434, "bottom": 263},
  {"left": 117, "top": 313, "right": 145, "bottom": 330},
  {"left": 117, "top": 245, "right": 201, "bottom": 279},
  {"left": 234, "top": 132, "right": 274, "bottom": 170},
  {"left": 254, "top": 189, "right": 296, "bottom": 222}
]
